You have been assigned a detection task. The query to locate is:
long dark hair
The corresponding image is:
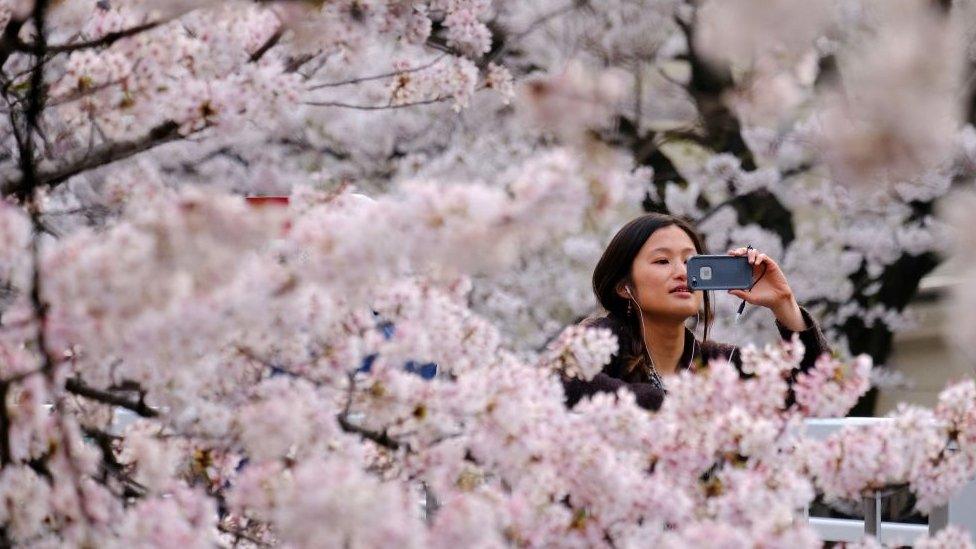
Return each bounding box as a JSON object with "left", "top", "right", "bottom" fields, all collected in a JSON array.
[{"left": 589, "top": 213, "right": 712, "bottom": 376}]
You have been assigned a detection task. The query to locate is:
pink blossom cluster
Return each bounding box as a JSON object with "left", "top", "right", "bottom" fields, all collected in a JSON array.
[
  {"left": 7, "top": 197, "right": 976, "bottom": 546},
  {"left": 18, "top": 171, "right": 976, "bottom": 545},
  {"left": 432, "top": 0, "right": 493, "bottom": 57},
  {"left": 913, "top": 381, "right": 976, "bottom": 512},
  {"left": 806, "top": 380, "right": 976, "bottom": 514},
  {"left": 539, "top": 325, "right": 618, "bottom": 381},
  {"left": 794, "top": 354, "right": 873, "bottom": 418},
  {"left": 0, "top": 174, "right": 894, "bottom": 545},
  {"left": 388, "top": 56, "right": 481, "bottom": 110},
  {"left": 38, "top": 3, "right": 299, "bottom": 139},
  {"left": 5, "top": 0, "right": 951, "bottom": 365},
  {"left": 0, "top": 0, "right": 508, "bottom": 173},
  {"left": 519, "top": 61, "right": 629, "bottom": 141},
  {"left": 2, "top": 0, "right": 976, "bottom": 545}
]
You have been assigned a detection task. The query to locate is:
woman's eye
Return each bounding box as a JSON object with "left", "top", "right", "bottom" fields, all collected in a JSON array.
[{"left": 654, "top": 259, "right": 668, "bottom": 265}]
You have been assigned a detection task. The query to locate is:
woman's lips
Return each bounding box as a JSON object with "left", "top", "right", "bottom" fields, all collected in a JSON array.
[{"left": 670, "top": 287, "right": 692, "bottom": 298}]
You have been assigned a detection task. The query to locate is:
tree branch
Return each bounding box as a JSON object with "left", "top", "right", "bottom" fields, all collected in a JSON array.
[
  {"left": 20, "top": 21, "right": 165, "bottom": 55},
  {"left": 81, "top": 425, "right": 148, "bottom": 498},
  {"left": 305, "top": 83, "right": 490, "bottom": 111},
  {"left": 18, "top": 2, "right": 110, "bottom": 528},
  {"left": 0, "top": 381, "right": 12, "bottom": 466},
  {"left": 424, "top": 35, "right": 463, "bottom": 57},
  {"left": 46, "top": 78, "right": 127, "bottom": 108},
  {"left": 65, "top": 378, "right": 159, "bottom": 418},
  {"left": 307, "top": 54, "right": 447, "bottom": 91},
  {"left": 249, "top": 28, "right": 283, "bottom": 63},
  {"left": 12, "top": 0, "right": 50, "bottom": 203},
  {"left": 0, "top": 18, "right": 26, "bottom": 69},
  {"left": 0, "top": 8, "right": 293, "bottom": 196},
  {"left": 217, "top": 524, "right": 273, "bottom": 548},
  {"left": 337, "top": 414, "right": 404, "bottom": 451},
  {"left": 304, "top": 96, "right": 457, "bottom": 110},
  {"left": 336, "top": 371, "right": 406, "bottom": 451},
  {"left": 1, "top": 120, "right": 183, "bottom": 198}
]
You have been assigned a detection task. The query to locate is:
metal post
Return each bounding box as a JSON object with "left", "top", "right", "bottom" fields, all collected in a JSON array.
[
  {"left": 929, "top": 504, "right": 949, "bottom": 535},
  {"left": 947, "top": 477, "right": 976, "bottom": 544},
  {"left": 863, "top": 491, "right": 882, "bottom": 537},
  {"left": 422, "top": 482, "right": 440, "bottom": 524}
]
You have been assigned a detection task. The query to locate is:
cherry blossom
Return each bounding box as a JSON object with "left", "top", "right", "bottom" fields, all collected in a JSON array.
[{"left": 0, "top": 0, "right": 974, "bottom": 546}]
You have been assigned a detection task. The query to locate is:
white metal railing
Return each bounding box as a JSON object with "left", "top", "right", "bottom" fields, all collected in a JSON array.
[{"left": 804, "top": 418, "right": 976, "bottom": 545}]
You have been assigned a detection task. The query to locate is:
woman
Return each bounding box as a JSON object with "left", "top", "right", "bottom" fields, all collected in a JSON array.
[{"left": 563, "top": 213, "right": 830, "bottom": 411}]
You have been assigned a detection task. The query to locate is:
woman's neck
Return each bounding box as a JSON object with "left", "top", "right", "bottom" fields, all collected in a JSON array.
[{"left": 640, "top": 315, "right": 687, "bottom": 376}]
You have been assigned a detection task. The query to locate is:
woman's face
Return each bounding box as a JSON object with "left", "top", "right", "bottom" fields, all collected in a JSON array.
[{"left": 619, "top": 224, "right": 702, "bottom": 320}]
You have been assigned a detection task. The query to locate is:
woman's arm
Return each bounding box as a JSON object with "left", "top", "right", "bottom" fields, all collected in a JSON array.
[
  {"left": 562, "top": 373, "right": 666, "bottom": 411},
  {"left": 727, "top": 248, "right": 831, "bottom": 371},
  {"left": 774, "top": 305, "right": 831, "bottom": 372}
]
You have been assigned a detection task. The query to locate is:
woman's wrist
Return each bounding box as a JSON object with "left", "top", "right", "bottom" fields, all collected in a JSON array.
[{"left": 772, "top": 293, "right": 806, "bottom": 332}]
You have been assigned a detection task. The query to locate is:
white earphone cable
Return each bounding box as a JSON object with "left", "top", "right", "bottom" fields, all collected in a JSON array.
[
  {"left": 626, "top": 286, "right": 697, "bottom": 384},
  {"left": 727, "top": 305, "right": 740, "bottom": 364}
]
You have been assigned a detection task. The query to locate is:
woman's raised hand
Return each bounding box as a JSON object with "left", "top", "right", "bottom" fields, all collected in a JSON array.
[{"left": 726, "top": 247, "right": 807, "bottom": 332}]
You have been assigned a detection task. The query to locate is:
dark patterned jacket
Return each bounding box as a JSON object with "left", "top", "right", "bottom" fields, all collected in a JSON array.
[{"left": 562, "top": 307, "right": 830, "bottom": 411}]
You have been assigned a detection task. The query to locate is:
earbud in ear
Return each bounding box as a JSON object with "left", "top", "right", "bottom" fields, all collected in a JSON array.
[{"left": 619, "top": 283, "right": 636, "bottom": 302}]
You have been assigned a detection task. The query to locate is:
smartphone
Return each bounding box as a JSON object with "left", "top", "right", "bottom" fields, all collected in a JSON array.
[{"left": 686, "top": 255, "right": 753, "bottom": 291}]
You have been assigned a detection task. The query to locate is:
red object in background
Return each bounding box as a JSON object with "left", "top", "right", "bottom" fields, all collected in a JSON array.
[
  {"left": 246, "top": 196, "right": 292, "bottom": 236},
  {"left": 245, "top": 196, "right": 289, "bottom": 207}
]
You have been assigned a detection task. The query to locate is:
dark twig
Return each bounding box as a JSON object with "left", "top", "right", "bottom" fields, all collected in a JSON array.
[
  {"left": 1, "top": 120, "right": 183, "bottom": 198},
  {"left": 217, "top": 524, "right": 272, "bottom": 548},
  {"left": 249, "top": 28, "right": 283, "bottom": 63},
  {"left": 0, "top": 381, "right": 12, "bottom": 465},
  {"left": 46, "top": 78, "right": 127, "bottom": 108},
  {"left": 81, "top": 425, "right": 148, "bottom": 498},
  {"left": 288, "top": 52, "right": 321, "bottom": 74},
  {"left": 65, "top": 378, "right": 159, "bottom": 418},
  {"left": 336, "top": 371, "right": 405, "bottom": 451},
  {"left": 306, "top": 84, "right": 487, "bottom": 111},
  {"left": 307, "top": 54, "right": 447, "bottom": 90},
  {"left": 424, "top": 36, "right": 463, "bottom": 56},
  {"left": 22, "top": 20, "right": 165, "bottom": 55},
  {"left": 337, "top": 414, "right": 404, "bottom": 451},
  {"left": 13, "top": 0, "right": 50, "bottom": 203},
  {"left": 304, "top": 95, "right": 456, "bottom": 110},
  {"left": 0, "top": 18, "right": 26, "bottom": 69}
]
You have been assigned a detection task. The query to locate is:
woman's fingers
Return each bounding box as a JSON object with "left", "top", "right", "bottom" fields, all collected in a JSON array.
[
  {"left": 728, "top": 289, "right": 750, "bottom": 300},
  {"left": 731, "top": 248, "right": 784, "bottom": 285},
  {"left": 728, "top": 247, "right": 765, "bottom": 265},
  {"left": 728, "top": 247, "right": 775, "bottom": 267},
  {"left": 726, "top": 249, "right": 792, "bottom": 308}
]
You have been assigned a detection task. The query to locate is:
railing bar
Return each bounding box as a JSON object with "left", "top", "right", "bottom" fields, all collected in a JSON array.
[{"left": 808, "top": 517, "right": 929, "bottom": 544}]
